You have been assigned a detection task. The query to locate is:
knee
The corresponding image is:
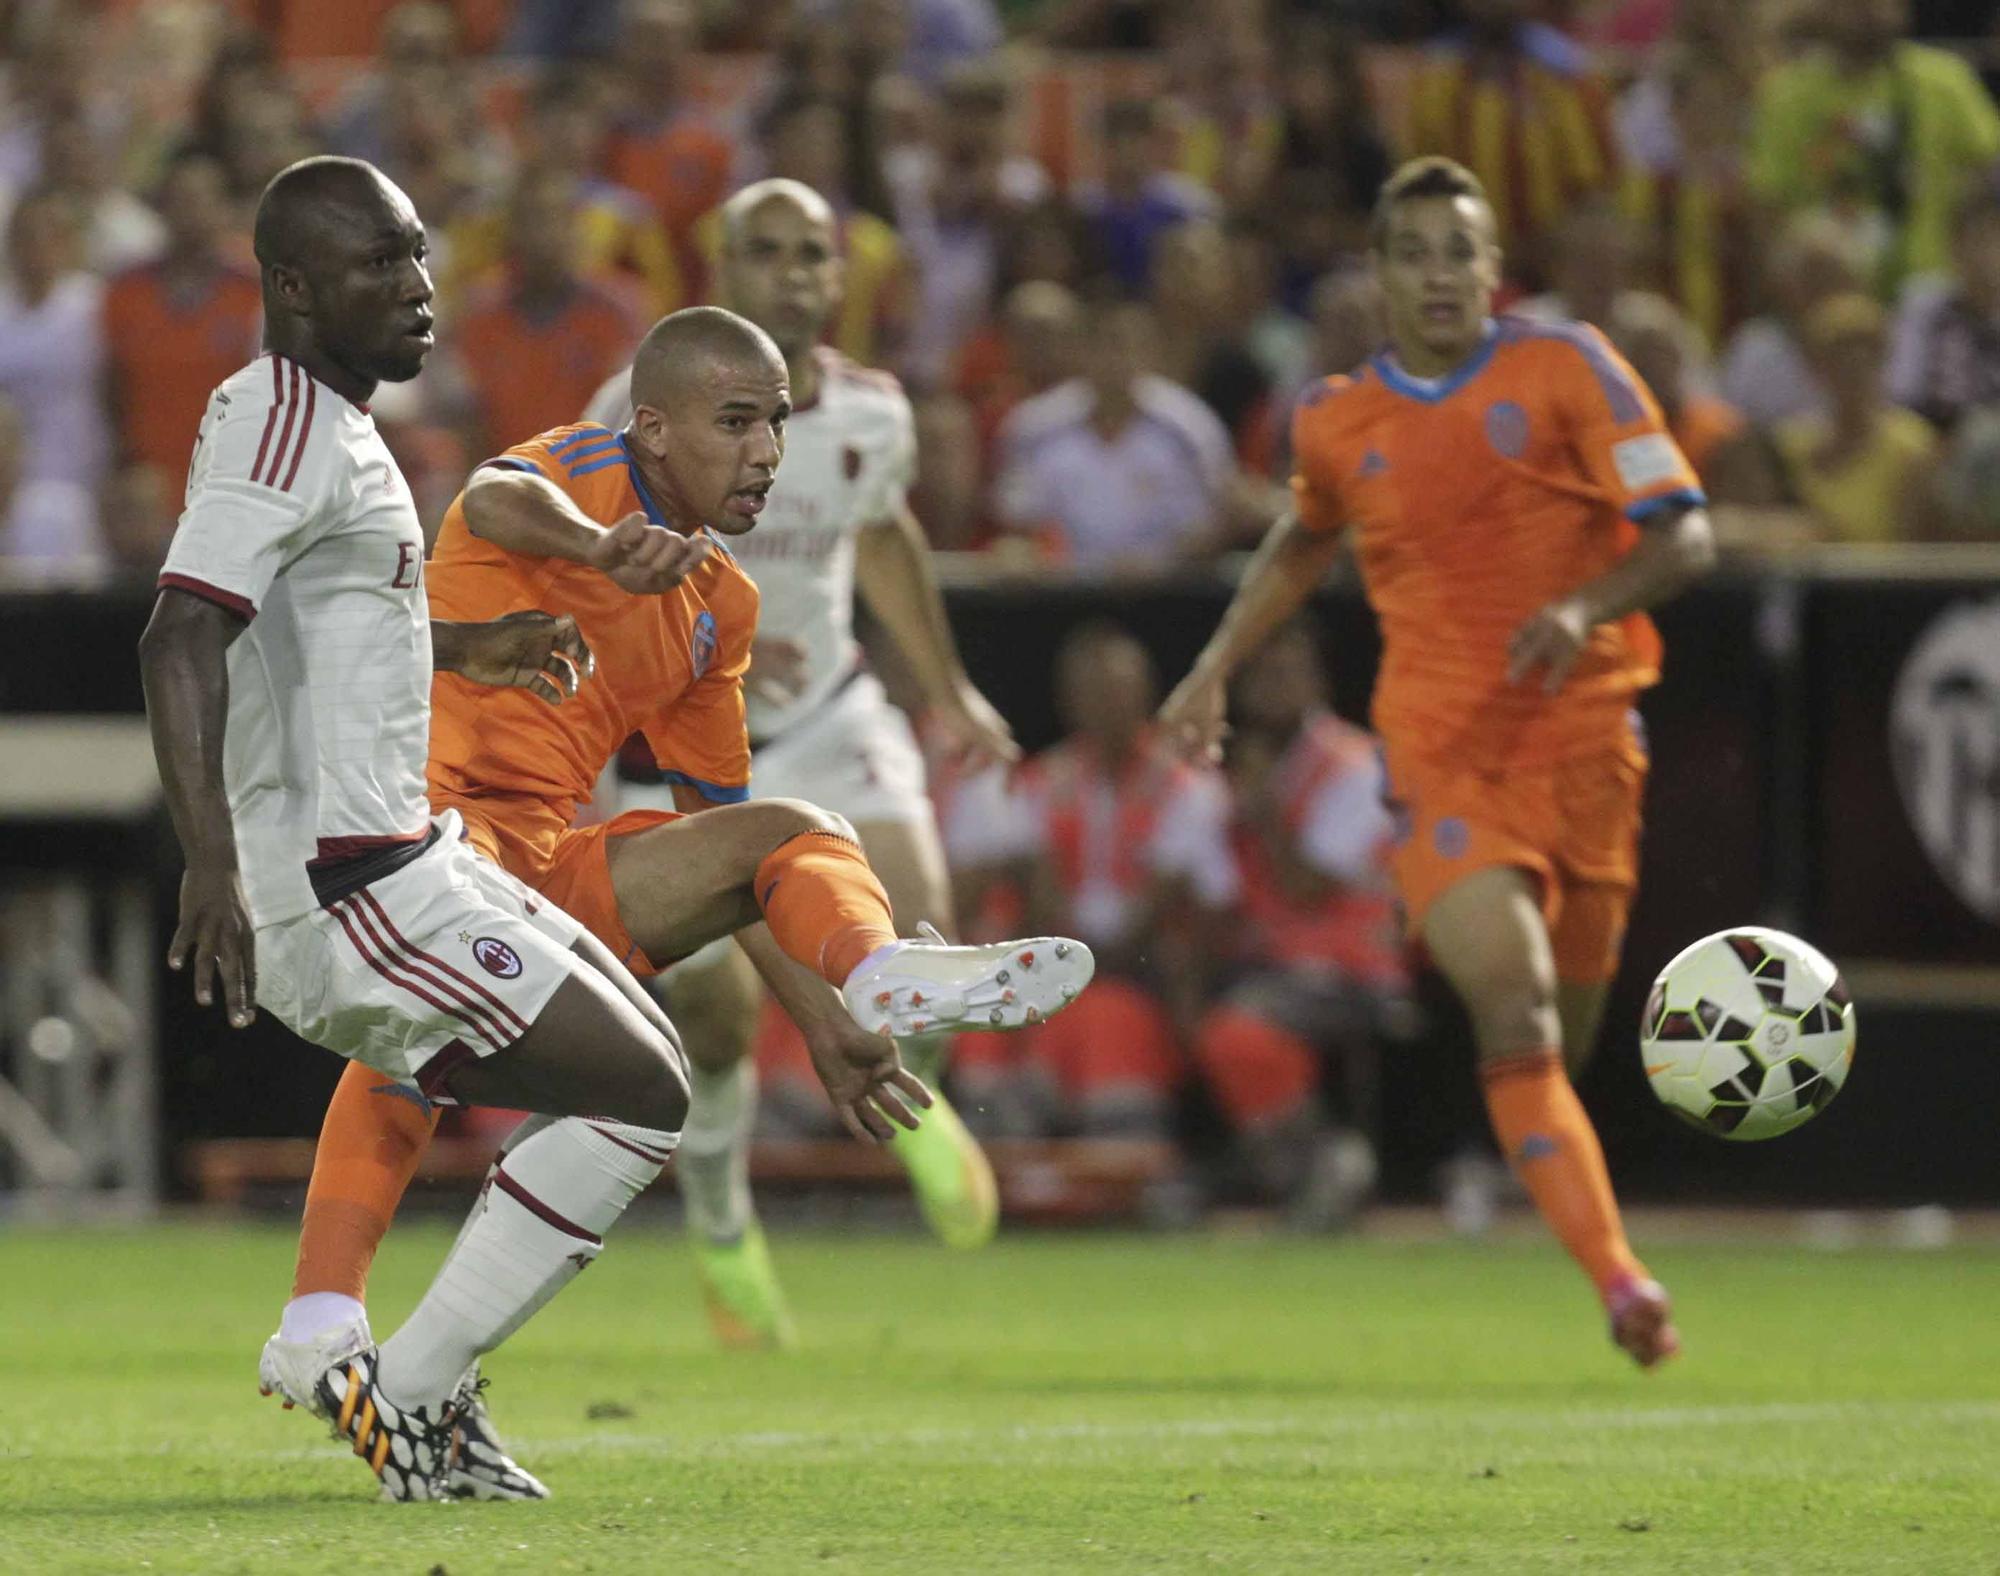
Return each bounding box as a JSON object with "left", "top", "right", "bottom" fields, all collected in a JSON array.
[
  {"left": 1461, "top": 976, "right": 1559, "bottom": 1059},
  {"left": 634, "top": 1037, "right": 692, "bottom": 1132},
  {"left": 756, "top": 797, "right": 859, "bottom": 849}
]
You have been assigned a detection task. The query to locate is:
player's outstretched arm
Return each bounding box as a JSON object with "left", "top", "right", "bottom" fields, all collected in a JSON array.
[
  {"left": 856, "top": 504, "right": 1019, "bottom": 771},
  {"left": 461, "top": 468, "right": 711, "bottom": 593},
  {"left": 1507, "top": 505, "right": 1718, "bottom": 694},
  {"left": 138, "top": 589, "right": 257, "bottom": 1028},
  {"left": 1158, "top": 513, "right": 1348, "bottom": 762},
  {"left": 432, "top": 610, "right": 596, "bottom": 705}
]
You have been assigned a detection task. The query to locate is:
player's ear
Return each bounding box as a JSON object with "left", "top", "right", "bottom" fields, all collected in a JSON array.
[
  {"left": 266, "top": 261, "right": 310, "bottom": 318},
  {"left": 627, "top": 404, "right": 667, "bottom": 457}
]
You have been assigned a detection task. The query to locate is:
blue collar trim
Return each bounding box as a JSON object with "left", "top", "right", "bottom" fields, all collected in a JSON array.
[
  {"left": 1370, "top": 320, "right": 1500, "bottom": 404},
  {"left": 619, "top": 434, "right": 668, "bottom": 526}
]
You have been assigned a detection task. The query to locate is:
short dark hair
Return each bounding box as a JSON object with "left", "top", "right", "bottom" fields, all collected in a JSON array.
[{"left": 1368, "top": 157, "right": 1490, "bottom": 251}]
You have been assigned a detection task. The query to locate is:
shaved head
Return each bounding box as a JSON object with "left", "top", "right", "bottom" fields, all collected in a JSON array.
[
  {"left": 253, "top": 156, "right": 411, "bottom": 273},
  {"left": 719, "top": 178, "right": 836, "bottom": 249},
  {"left": 630, "top": 305, "right": 787, "bottom": 410}
]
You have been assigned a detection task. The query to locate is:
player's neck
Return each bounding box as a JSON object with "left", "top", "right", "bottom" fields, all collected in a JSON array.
[
  {"left": 625, "top": 446, "right": 704, "bottom": 537},
  {"left": 262, "top": 323, "right": 374, "bottom": 406},
  {"left": 1388, "top": 326, "right": 1489, "bottom": 381}
]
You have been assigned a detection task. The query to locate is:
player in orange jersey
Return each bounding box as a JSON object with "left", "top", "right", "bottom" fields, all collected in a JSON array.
[
  {"left": 1160, "top": 158, "right": 1716, "bottom": 1369},
  {"left": 259, "top": 305, "right": 1093, "bottom": 1498}
]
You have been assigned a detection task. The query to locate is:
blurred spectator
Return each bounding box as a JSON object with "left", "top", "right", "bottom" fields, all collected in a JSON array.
[
  {"left": 1614, "top": 0, "right": 1766, "bottom": 347},
  {"left": 504, "top": 0, "right": 624, "bottom": 57},
  {"left": 1261, "top": 22, "right": 1391, "bottom": 278},
  {"left": 955, "top": 279, "right": 1083, "bottom": 498},
  {"left": 1191, "top": 622, "right": 1406, "bottom": 1227},
  {"left": 693, "top": 91, "right": 911, "bottom": 364},
  {"left": 451, "top": 69, "right": 682, "bottom": 316},
  {"left": 1888, "top": 187, "right": 2000, "bottom": 431},
  {"left": 1515, "top": 199, "right": 1652, "bottom": 336},
  {"left": 1607, "top": 293, "right": 1756, "bottom": 498},
  {"left": 450, "top": 171, "right": 643, "bottom": 460},
  {"left": 1770, "top": 293, "right": 1942, "bottom": 544},
  {"left": 0, "top": 188, "right": 104, "bottom": 564},
  {"left": 1404, "top": 0, "right": 1618, "bottom": 267},
  {"left": 1718, "top": 213, "right": 1866, "bottom": 427},
  {"left": 182, "top": 28, "right": 319, "bottom": 217},
  {"left": 992, "top": 297, "right": 1235, "bottom": 569},
  {"left": 0, "top": 391, "right": 96, "bottom": 574},
  {"left": 1077, "top": 99, "right": 1215, "bottom": 295},
  {"left": 1228, "top": 221, "right": 1313, "bottom": 401},
  {"left": 0, "top": 8, "right": 119, "bottom": 205},
  {"left": 1149, "top": 219, "right": 1276, "bottom": 471},
  {"left": 37, "top": 105, "right": 164, "bottom": 276},
  {"left": 908, "top": 390, "right": 985, "bottom": 548},
  {"left": 886, "top": 0, "right": 1006, "bottom": 84},
  {"left": 322, "top": 2, "right": 462, "bottom": 169},
  {"left": 1161, "top": 5, "right": 1283, "bottom": 212},
  {"left": 950, "top": 623, "right": 1231, "bottom": 1138},
  {"left": 601, "top": 0, "right": 735, "bottom": 282},
  {"left": 1750, "top": 0, "right": 2000, "bottom": 295},
  {"left": 888, "top": 61, "right": 1049, "bottom": 387},
  {"left": 102, "top": 152, "right": 259, "bottom": 503},
  {"left": 1267, "top": 268, "right": 1384, "bottom": 475}
]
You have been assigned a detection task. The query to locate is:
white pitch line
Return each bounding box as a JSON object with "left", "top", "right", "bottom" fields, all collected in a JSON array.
[{"left": 30, "top": 1399, "right": 1990, "bottom": 1467}]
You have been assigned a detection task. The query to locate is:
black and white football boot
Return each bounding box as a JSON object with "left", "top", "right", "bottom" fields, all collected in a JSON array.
[
  {"left": 444, "top": 1369, "right": 550, "bottom": 1501},
  {"left": 314, "top": 1346, "right": 453, "bottom": 1501}
]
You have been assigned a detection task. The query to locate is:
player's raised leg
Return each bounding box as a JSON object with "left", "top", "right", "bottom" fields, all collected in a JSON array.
[{"left": 1421, "top": 866, "right": 1677, "bottom": 1367}]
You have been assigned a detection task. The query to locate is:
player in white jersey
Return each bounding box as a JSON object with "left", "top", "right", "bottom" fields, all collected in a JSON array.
[
  {"left": 582, "top": 180, "right": 1020, "bottom": 1343},
  {"left": 141, "top": 158, "right": 707, "bottom": 1500}
]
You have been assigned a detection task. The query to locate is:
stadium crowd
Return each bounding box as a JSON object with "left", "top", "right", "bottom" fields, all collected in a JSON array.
[{"left": 5, "top": 0, "right": 1999, "bottom": 1219}]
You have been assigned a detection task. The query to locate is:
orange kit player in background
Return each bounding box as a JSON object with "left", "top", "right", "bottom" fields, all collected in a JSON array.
[
  {"left": 1160, "top": 158, "right": 1716, "bottom": 1369},
  {"left": 262, "top": 307, "right": 1093, "bottom": 1499}
]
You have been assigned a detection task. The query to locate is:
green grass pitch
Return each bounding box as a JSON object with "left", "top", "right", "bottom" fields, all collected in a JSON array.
[{"left": 2, "top": 1222, "right": 1996, "bottom": 1573}]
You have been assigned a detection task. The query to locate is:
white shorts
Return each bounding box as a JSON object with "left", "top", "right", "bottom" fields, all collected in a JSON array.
[
  {"left": 750, "top": 670, "right": 935, "bottom": 829},
  {"left": 254, "top": 811, "right": 586, "bottom": 1096}
]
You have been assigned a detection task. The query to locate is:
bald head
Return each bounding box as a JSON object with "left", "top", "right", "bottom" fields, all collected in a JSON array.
[
  {"left": 631, "top": 306, "right": 787, "bottom": 410},
  {"left": 253, "top": 156, "right": 411, "bottom": 272},
  {"left": 720, "top": 178, "right": 836, "bottom": 250}
]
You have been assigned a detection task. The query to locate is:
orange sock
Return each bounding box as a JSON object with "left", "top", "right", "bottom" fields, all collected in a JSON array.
[
  {"left": 1480, "top": 1048, "right": 1643, "bottom": 1294},
  {"left": 290, "top": 1058, "right": 441, "bottom": 1301},
  {"left": 753, "top": 830, "right": 898, "bottom": 986}
]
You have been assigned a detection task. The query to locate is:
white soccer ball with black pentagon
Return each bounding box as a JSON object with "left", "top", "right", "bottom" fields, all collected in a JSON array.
[{"left": 1640, "top": 927, "right": 1856, "bottom": 1140}]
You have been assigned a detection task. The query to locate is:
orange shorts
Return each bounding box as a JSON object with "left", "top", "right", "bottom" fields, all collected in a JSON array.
[
  {"left": 440, "top": 790, "right": 684, "bottom": 977},
  {"left": 1381, "top": 725, "right": 1648, "bottom": 985}
]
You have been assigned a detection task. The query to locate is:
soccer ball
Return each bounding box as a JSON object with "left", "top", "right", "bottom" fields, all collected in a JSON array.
[{"left": 1640, "top": 927, "right": 1856, "bottom": 1141}]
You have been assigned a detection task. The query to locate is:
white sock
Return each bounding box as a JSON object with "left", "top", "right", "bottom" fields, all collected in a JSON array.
[
  {"left": 677, "top": 1059, "right": 755, "bottom": 1244},
  {"left": 376, "top": 1116, "right": 676, "bottom": 1410},
  {"left": 278, "top": 1291, "right": 367, "bottom": 1344}
]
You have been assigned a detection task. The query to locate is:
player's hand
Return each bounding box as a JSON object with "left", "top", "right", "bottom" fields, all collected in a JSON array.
[
  {"left": 586, "top": 511, "right": 712, "bottom": 595},
  {"left": 931, "top": 681, "right": 1020, "bottom": 776},
  {"left": 168, "top": 863, "right": 257, "bottom": 1028},
  {"left": 806, "top": 1020, "right": 936, "bottom": 1144},
  {"left": 746, "top": 636, "right": 810, "bottom": 707},
  {"left": 457, "top": 610, "right": 595, "bottom": 705},
  {"left": 1507, "top": 597, "right": 1592, "bottom": 694},
  {"left": 1157, "top": 669, "right": 1229, "bottom": 764}
]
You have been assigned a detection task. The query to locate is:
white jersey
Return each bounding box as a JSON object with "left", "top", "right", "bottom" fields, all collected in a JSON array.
[
  {"left": 157, "top": 353, "right": 433, "bottom": 928},
  {"left": 584, "top": 347, "right": 916, "bottom": 741}
]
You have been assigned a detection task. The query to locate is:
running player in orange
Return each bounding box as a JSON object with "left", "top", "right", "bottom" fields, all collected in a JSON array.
[
  {"left": 1159, "top": 158, "right": 1715, "bottom": 1369},
  {"left": 259, "top": 305, "right": 1093, "bottom": 1498}
]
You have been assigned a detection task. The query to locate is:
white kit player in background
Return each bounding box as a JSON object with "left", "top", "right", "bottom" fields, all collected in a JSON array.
[
  {"left": 581, "top": 179, "right": 1021, "bottom": 1345},
  {"left": 140, "top": 157, "right": 696, "bottom": 1500}
]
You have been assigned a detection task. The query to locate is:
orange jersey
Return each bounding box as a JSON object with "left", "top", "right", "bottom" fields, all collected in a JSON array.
[
  {"left": 102, "top": 262, "right": 261, "bottom": 490},
  {"left": 426, "top": 422, "right": 759, "bottom": 823},
  {"left": 1289, "top": 315, "right": 1703, "bottom": 768}
]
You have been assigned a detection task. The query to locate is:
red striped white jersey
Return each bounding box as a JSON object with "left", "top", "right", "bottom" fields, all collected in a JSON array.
[{"left": 157, "top": 353, "right": 433, "bottom": 926}]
